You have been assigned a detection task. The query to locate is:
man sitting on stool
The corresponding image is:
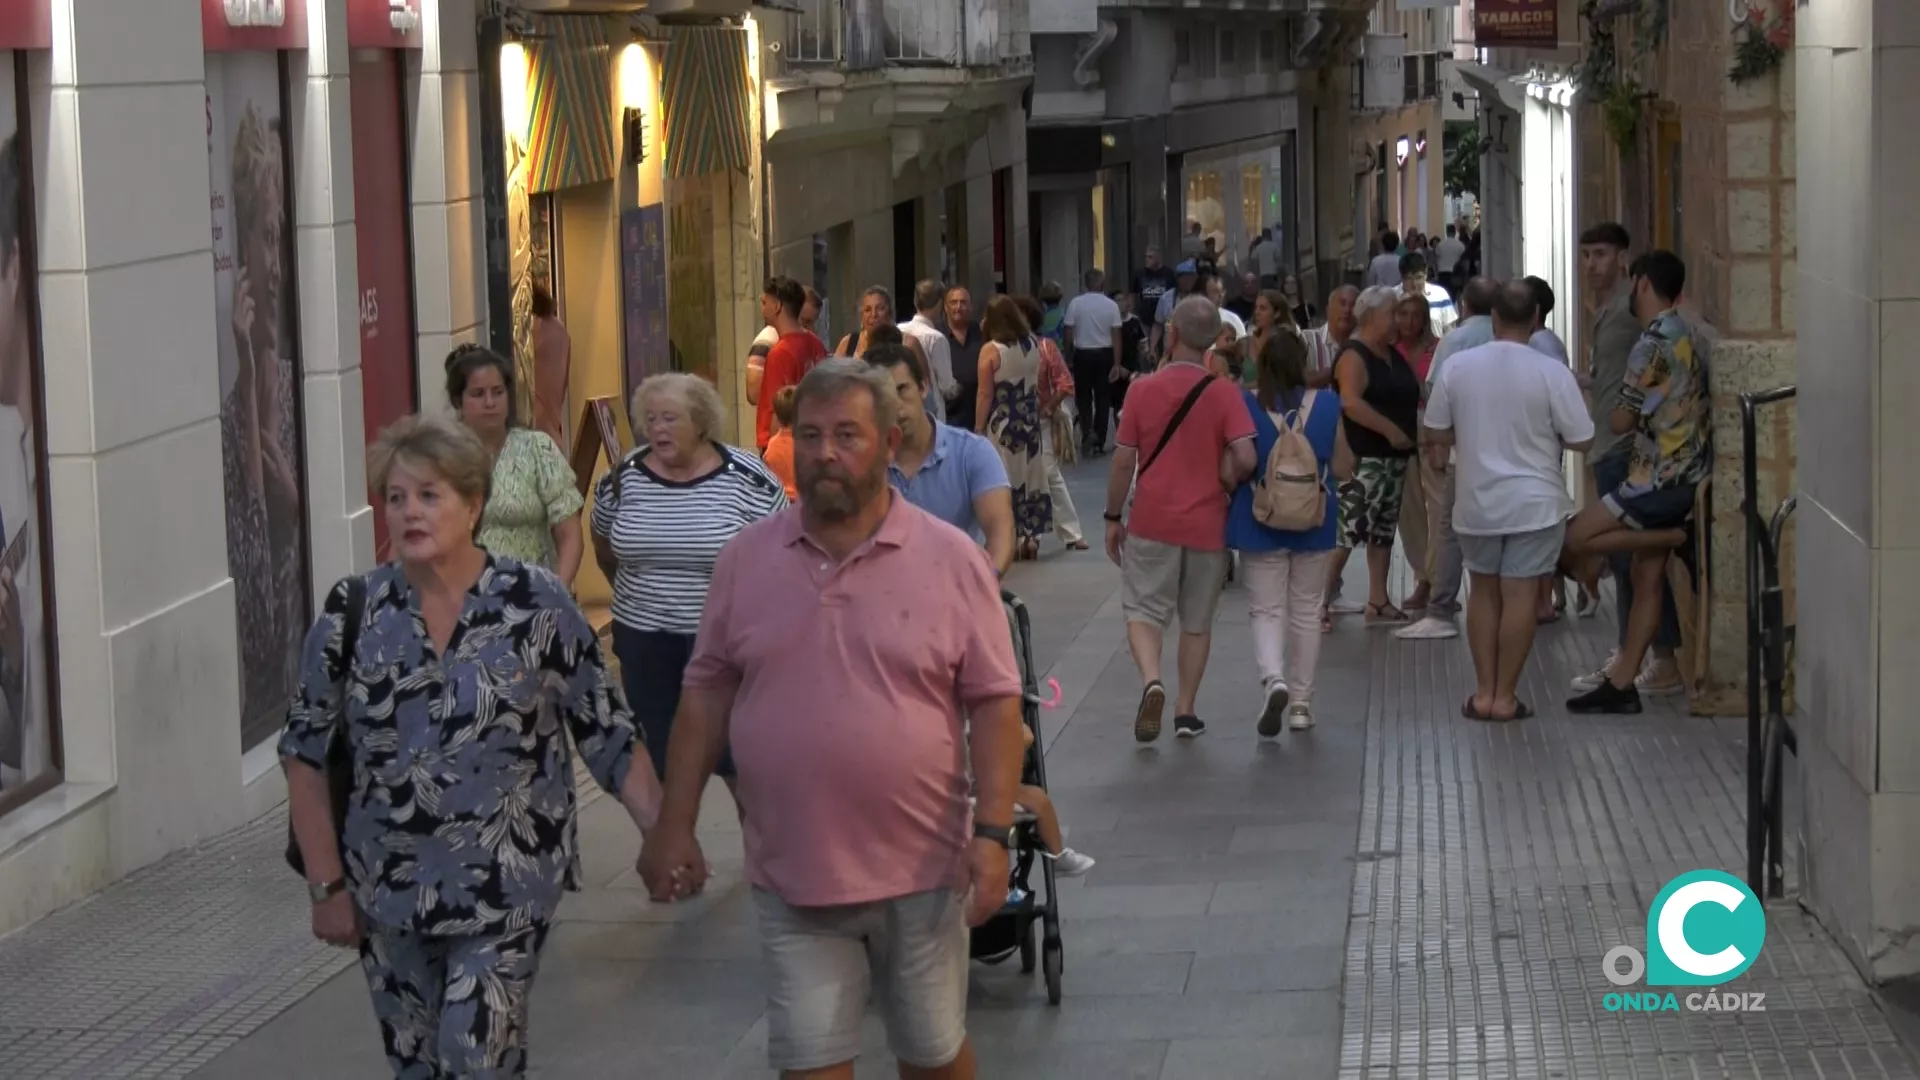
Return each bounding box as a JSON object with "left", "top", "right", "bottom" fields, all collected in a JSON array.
[{"left": 1561, "top": 250, "right": 1712, "bottom": 715}]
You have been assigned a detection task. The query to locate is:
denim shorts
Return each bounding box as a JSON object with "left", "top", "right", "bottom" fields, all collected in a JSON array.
[
  {"left": 1459, "top": 522, "right": 1565, "bottom": 578},
  {"left": 1602, "top": 484, "right": 1696, "bottom": 530},
  {"left": 754, "top": 887, "right": 970, "bottom": 1072}
]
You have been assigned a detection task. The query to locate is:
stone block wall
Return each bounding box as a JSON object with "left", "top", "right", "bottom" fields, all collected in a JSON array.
[{"left": 1619, "top": 0, "right": 1799, "bottom": 714}]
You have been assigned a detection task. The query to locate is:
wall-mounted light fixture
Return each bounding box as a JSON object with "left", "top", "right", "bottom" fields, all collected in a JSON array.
[
  {"left": 1395, "top": 136, "right": 1411, "bottom": 166},
  {"left": 1415, "top": 131, "right": 1428, "bottom": 158},
  {"left": 624, "top": 107, "right": 648, "bottom": 165}
]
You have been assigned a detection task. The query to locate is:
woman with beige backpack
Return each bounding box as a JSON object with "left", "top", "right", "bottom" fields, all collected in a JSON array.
[{"left": 1225, "top": 331, "right": 1355, "bottom": 736}]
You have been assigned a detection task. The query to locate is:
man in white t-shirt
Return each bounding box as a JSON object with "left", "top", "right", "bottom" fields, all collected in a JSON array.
[
  {"left": 899, "top": 278, "right": 956, "bottom": 423},
  {"left": 1250, "top": 229, "right": 1283, "bottom": 287},
  {"left": 1063, "top": 268, "right": 1123, "bottom": 453},
  {"left": 1423, "top": 280, "right": 1594, "bottom": 724}
]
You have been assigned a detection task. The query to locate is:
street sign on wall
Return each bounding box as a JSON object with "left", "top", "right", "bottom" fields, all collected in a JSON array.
[
  {"left": 1361, "top": 34, "right": 1406, "bottom": 111},
  {"left": 1475, "top": 0, "right": 1557, "bottom": 47}
]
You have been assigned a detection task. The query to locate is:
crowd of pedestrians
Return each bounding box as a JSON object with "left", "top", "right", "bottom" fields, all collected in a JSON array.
[{"left": 274, "top": 218, "right": 1712, "bottom": 1077}]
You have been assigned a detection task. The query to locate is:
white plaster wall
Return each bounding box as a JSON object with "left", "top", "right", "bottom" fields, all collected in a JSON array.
[
  {"left": 0, "top": 0, "right": 475, "bottom": 937},
  {"left": 409, "top": 0, "right": 486, "bottom": 413},
  {"left": 0, "top": 0, "right": 243, "bottom": 935},
  {"left": 1794, "top": 0, "right": 1920, "bottom": 982}
]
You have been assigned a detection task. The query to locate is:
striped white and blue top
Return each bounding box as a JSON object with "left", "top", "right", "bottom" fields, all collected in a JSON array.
[{"left": 591, "top": 445, "right": 789, "bottom": 634}]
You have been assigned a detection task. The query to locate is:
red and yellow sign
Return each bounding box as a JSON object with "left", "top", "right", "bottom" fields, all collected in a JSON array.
[{"left": 1475, "top": 0, "right": 1558, "bottom": 48}]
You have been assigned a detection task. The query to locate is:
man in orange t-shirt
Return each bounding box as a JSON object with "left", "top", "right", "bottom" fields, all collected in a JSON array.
[{"left": 756, "top": 276, "right": 828, "bottom": 450}]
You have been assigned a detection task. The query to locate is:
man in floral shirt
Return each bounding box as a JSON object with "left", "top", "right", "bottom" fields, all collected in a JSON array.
[{"left": 1561, "top": 250, "right": 1711, "bottom": 715}]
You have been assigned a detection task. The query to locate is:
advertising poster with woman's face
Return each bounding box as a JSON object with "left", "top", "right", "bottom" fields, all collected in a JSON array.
[
  {"left": 207, "top": 52, "right": 309, "bottom": 748},
  {"left": 0, "top": 53, "right": 57, "bottom": 803}
]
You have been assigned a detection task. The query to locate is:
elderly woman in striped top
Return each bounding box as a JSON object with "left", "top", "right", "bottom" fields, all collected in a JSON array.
[{"left": 591, "top": 373, "right": 787, "bottom": 795}]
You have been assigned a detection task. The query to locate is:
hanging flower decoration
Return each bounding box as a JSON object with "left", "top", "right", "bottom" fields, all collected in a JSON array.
[{"left": 1729, "top": 0, "right": 1791, "bottom": 85}]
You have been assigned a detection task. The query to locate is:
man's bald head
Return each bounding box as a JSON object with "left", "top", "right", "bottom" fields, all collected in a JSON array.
[
  {"left": 1491, "top": 279, "right": 1540, "bottom": 341},
  {"left": 1461, "top": 276, "right": 1500, "bottom": 319}
]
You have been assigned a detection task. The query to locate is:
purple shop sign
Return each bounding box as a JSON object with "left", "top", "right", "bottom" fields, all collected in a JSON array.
[{"left": 620, "top": 204, "right": 669, "bottom": 397}]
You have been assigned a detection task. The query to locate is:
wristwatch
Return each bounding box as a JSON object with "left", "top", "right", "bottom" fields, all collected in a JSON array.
[
  {"left": 1102, "top": 510, "right": 1124, "bottom": 524},
  {"left": 973, "top": 821, "right": 1015, "bottom": 850},
  {"left": 308, "top": 877, "right": 347, "bottom": 904}
]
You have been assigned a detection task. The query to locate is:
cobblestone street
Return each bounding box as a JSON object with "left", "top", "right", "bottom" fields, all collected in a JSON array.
[{"left": 0, "top": 461, "right": 1908, "bottom": 1079}]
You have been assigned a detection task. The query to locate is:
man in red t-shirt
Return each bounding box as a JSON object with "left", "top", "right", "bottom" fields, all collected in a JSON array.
[
  {"left": 756, "top": 276, "right": 828, "bottom": 450},
  {"left": 1102, "top": 295, "right": 1257, "bottom": 743}
]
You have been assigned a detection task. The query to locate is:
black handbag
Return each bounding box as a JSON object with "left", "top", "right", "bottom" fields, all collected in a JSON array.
[{"left": 284, "top": 574, "right": 367, "bottom": 878}]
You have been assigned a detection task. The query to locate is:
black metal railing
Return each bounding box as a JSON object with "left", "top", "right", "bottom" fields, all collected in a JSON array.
[{"left": 1742, "top": 385, "right": 1797, "bottom": 900}]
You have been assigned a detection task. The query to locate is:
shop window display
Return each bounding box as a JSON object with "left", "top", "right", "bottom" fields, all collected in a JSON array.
[
  {"left": 0, "top": 53, "right": 58, "bottom": 808},
  {"left": 207, "top": 52, "right": 311, "bottom": 749}
]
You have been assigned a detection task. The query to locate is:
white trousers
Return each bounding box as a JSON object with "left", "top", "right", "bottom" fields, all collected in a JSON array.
[
  {"left": 1040, "top": 423, "right": 1083, "bottom": 544},
  {"left": 1242, "top": 548, "right": 1334, "bottom": 704}
]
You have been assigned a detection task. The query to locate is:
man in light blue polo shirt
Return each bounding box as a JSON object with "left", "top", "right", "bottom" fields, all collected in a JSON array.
[{"left": 865, "top": 344, "right": 1015, "bottom": 575}]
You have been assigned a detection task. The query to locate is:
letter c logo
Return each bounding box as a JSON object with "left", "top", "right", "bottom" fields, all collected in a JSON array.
[
  {"left": 1656, "top": 880, "right": 1748, "bottom": 978},
  {"left": 1645, "top": 870, "right": 1766, "bottom": 987}
]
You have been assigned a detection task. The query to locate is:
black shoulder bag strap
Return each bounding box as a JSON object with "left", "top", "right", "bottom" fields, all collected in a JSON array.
[
  {"left": 1137, "top": 374, "right": 1216, "bottom": 480},
  {"left": 285, "top": 574, "right": 368, "bottom": 878}
]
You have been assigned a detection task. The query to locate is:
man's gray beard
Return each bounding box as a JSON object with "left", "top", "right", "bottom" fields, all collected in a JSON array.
[{"left": 803, "top": 466, "right": 887, "bottom": 521}]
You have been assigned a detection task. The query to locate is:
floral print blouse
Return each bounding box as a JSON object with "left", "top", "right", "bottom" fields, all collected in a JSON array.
[
  {"left": 278, "top": 556, "right": 637, "bottom": 937},
  {"left": 476, "top": 428, "right": 584, "bottom": 569}
]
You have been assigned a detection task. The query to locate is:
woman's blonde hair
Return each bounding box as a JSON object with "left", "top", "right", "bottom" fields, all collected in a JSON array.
[
  {"left": 367, "top": 413, "right": 493, "bottom": 506},
  {"left": 631, "top": 373, "right": 726, "bottom": 442},
  {"left": 231, "top": 103, "right": 284, "bottom": 254}
]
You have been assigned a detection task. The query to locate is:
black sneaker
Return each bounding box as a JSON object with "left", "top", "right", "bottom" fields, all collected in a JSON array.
[
  {"left": 1566, "top": 678, "right": 1644, "bottom": 715},
  {"left": 1174, "top": 714, "right": 1207, "bottom": 738}
]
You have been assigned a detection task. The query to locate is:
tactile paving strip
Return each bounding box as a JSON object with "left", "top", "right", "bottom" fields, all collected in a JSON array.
[{"left": 1336, "top": 599, "right": 1918, "bottom": 1079}]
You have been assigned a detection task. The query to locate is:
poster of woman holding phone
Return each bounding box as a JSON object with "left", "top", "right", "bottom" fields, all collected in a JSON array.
[{"left": 209, "top": 53, "right": 307, "bottom": 747}]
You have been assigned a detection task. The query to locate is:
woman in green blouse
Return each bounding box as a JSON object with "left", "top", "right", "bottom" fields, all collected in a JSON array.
[{"left": 446, "top": 345, "right": 584, "bottom": 584}]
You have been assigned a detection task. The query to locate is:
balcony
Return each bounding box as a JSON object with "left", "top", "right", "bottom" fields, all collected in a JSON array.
[{"left": 782, "top": 0, "right": 1031, "bottom": 70}]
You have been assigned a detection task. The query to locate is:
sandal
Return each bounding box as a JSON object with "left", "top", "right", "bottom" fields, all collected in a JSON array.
[
  {"left": 1364, "top": 603, "right": 1410, "bottom": 626},
  {"left": 1134, "top": 681, "right": 1167, "bottom": 743},
  {"left": 1497, "top": 701, "right": 1535, "bottom": 722},
  {"left": 1461, "top": 697, "right": 1494, "bottom": 721},
  {"left": 1067, "top": 539, "right": 1090, "bottom": 551}
]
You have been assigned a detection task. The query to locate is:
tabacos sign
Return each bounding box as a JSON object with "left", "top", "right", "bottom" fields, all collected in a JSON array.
[
  {"left": 222, "top": 0, "right": 285, "bottom": 26},
  {"left": 202, "top": 0, "right": 307, "bottom": 50},
  {"left": 1601, "top": 870, "right": 1769, "bottom": 1014}
]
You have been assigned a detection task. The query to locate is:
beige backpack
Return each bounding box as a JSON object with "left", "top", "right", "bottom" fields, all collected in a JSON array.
[{"left": 1252, "top": 390, "right": 1325, "bottom": 531}]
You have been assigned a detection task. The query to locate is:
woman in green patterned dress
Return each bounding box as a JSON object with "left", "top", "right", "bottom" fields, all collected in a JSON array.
[{"left": 446, "top": 345, "right": 585, "bottom": 585}]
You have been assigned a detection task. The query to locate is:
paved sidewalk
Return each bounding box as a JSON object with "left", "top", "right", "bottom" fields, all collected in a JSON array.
[{"left": 0, "top": 458, "right": 1909, "bottom": 1079}]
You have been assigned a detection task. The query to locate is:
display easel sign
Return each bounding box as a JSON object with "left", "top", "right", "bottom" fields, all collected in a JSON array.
[{"left": 571, "top": 396, "right": 629, "bottom": 497}]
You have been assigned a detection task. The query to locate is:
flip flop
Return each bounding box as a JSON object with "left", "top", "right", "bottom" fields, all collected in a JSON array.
[
  {"left": 1499, "top": 702, "right": 1535, "bottom": 722},
  {"left": 1462, "top": 697, "right": 1494, "bottom": 721}
]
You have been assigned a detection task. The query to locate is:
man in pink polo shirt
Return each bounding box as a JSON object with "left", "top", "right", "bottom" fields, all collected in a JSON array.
[
  {"left": 639, "top": 358, "right": 1027, "bottom": 1080},
  {"left": 1102, "top": 294, "right": 1257, "bottom": 743}
]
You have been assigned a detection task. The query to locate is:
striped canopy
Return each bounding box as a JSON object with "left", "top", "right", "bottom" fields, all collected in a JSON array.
[
  {"left": 524, "top": 14, "right": 618, "bottom": 194},
  {"left": 662, "top": 26, "right": 753, "bottom": 179}
]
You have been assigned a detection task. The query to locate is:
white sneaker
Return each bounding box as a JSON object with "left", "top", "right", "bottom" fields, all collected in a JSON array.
[
  {"left": 1287, "top": 704, "right": 1315, "bottom": 730},
  {"left": 1394, "top": 616, "right": 1458, "bottom": 640},
  {"left": 1328, "top": 597, "right": 1366, "bottom": 615},
  {"left": 1051, "top": 848, "right": 1097, "bottom": 877},
  {"left": 1570, "top": 651, "right": 1621, "bottom": 692},
  {"left": 1637, "top": 659, "right": 1685, "bottom": 696},
  {"left": 1257, "top": 680, "right": 1290, "bottom": 738}
]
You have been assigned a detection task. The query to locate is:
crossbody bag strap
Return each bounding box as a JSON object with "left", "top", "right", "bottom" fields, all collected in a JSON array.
[{"left": 1137, "top": 374, "right": 1216, "bottom": 479}]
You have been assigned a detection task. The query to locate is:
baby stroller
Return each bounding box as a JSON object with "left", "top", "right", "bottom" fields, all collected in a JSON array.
[{"left": 968, "top": 589, "right": 1065, "bottom": 1005}]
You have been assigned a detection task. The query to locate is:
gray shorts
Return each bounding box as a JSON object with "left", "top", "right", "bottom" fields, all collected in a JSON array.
[
  {"left": 1121, "top": 536, "right": 1228, "bottom": 630},
  {"left": 1459, "top": 521, "right": 1566, "bottom": 579},
  {"left": 754, "top": 887, "right": 969, "bottom": 1072}
]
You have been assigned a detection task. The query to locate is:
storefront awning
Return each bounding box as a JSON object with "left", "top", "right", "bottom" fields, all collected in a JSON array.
[
  {"left": 525, "top": 14, "right": 619, "bottom": 194},
  {"left": 663, "top": 26, "right": 754, "bottom": 179},
  {"left": 1455, "top": 61, "right": 1526, "bottom": 116}
]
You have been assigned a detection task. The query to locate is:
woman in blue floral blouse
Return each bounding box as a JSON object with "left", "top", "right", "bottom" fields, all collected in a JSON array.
[{"left": 280, "top": 413, "right": 667, "bottom": 1078}]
